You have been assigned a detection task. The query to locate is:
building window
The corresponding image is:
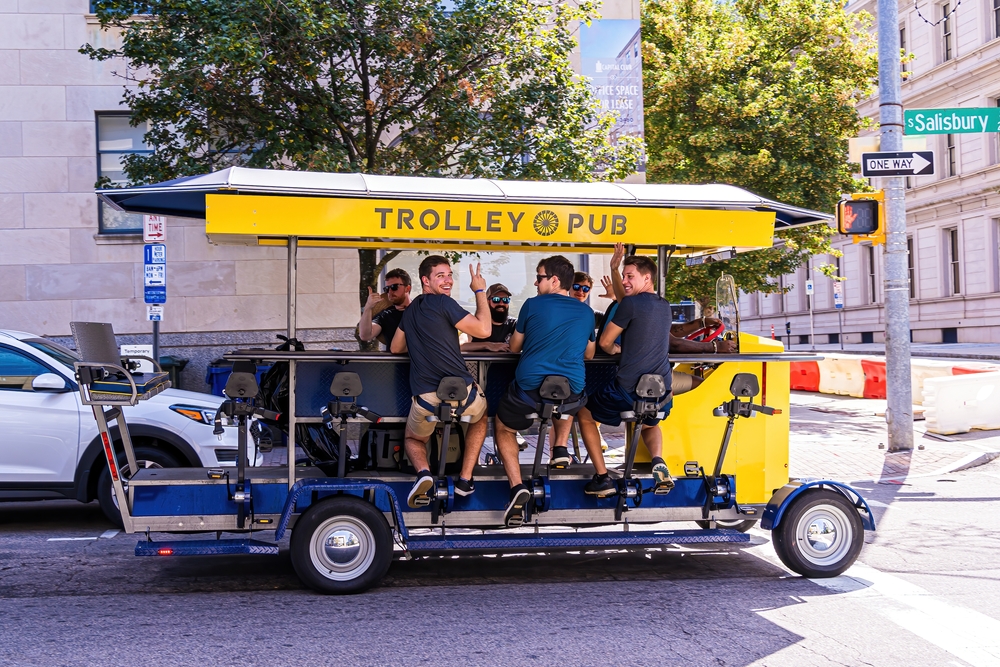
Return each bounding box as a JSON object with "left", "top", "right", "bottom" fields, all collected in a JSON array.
[
  {"left": 942, "top": 3, "right": 953, "bottom": 61},
  {"left": 96, "top": 112, "right": 152, "bottom": 233},
  {"left": 907, "top": 237, "right": 916, "bottom": 299},
  {"left": 866, "top": 245, "right": 877, "bottom": 303},
  {"left": 947, "top": 228, "right": 961, "bottom": 295},
  {"left": 900, "top": 26, "right": 908, "bottom": 78},
  {"left": 995, "top": 0, "right": 1000, "bottom": 39},
  {"left": 946, "top": 133, "right": 957, "bottom": 176}
]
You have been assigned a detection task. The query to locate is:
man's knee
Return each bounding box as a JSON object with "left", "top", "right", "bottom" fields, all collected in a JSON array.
[{"left": 577, "top": 407, "right": 596, "bottom": 425}]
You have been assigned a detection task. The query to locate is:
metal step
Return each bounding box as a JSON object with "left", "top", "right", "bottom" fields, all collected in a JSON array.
[
  {"left": 135, "top": 538, "right": 279, "bottom": 557},
  {"left": 405, "top": 528, "right": 749, "bottom": 552}
]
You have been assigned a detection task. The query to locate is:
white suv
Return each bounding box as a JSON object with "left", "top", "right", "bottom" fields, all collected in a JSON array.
[{"left": 0, "top": 330, "right": 259, "bottom": 525}]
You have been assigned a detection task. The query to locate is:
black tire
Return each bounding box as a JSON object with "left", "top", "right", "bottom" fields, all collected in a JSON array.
[
  {"left": 771, "top": 489, "right": 864, "bottom": 578},
  {"left": 290, "top": 495, "right": 392, "bottom": 594},
  {"left": 98, "top": 446, "right": 181, "bottom": 527},
  {"left": 695, "top": 518, "right": 757, "bottom": 533}
]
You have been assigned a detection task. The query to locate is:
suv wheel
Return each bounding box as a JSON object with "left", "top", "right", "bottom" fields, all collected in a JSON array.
[{"left": 97, "top": 446, "right": 181, "bottom": 527}]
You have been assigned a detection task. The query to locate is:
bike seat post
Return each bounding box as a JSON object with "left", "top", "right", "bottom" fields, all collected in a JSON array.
[{"left": 329, "top": 372, "right": 364, "bottom": 479}]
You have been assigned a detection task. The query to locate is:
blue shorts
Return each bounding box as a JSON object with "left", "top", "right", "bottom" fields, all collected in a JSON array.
[{"left": 586, "top": 379, "right": 672, "bottom": 427}]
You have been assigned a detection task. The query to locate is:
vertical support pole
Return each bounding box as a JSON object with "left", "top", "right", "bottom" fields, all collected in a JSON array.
[
  {"left": 808, "top": 258, "right": 815, "bottom": 350},
  {"left": 657, "top": 246, "right": 667, "bottom": 299},
  {"left": 287, "top": 237, "right": 298, "bottom": 489},
  {"left": 152, "top": 320, "right": 160, "bottom": 370},
  {"left": 838, "top": 310, "right": 845, "bottom": 351},
  {"left": 877, "top": 0, "right": 914, "bottom": 451}
]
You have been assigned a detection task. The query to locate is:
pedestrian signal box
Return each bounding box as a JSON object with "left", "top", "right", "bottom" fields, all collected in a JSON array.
[{"left": 837, "top": 191, "right": 885, "bottom": 246}]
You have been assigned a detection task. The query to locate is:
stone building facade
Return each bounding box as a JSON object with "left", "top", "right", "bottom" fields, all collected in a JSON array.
[{"left": 741, "top": 0, "right": 1000, "bottom": 346}]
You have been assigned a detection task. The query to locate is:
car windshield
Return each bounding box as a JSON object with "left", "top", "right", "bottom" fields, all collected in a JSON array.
[{"left": 24, "top": 338, "right": 80, "bottom": 369}]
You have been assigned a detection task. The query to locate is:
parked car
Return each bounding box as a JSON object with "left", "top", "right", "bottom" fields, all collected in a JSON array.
[{"left": 0, "top": 330, "right": 261, "bottom": 525}]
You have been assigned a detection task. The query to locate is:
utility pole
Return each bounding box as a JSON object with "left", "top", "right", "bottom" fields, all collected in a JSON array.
[{"left": 877, "top": 0, "right": 914, "bottom": 451}]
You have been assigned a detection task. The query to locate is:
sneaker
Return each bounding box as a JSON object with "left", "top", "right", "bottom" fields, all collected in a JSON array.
[
  {"left": 407, "top": 471, "right": 435, "bottom": 508},
  {"left": 652, "top": 462, "right": 675, "bottom": 495},
  {"left": 515, "top": 432, "right": 528, "bottom": 451},
  {"left": 584, "top": 473, "right": 618, "bottom": 497},
  {"left": 504, "top": 485, "right": 532, "bottom": 528},
  {"left": 550, "top": 446, "right": 571, "bottom": 468},
  {"left": 455, "top": 477, "right": 475, "bottom": 497}
]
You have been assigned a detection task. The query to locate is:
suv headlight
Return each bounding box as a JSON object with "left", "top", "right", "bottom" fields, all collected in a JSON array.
[{"left": 170, "top": 405, "right": 222, "bottom": 425}]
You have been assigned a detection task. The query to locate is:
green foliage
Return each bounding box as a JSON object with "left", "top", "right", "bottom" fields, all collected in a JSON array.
[
  {"left": 84, "top": 0, "right": 642, "bottom": 347},
  {"left": 641, "top": 0, "right": 878, "bottom": 306}
]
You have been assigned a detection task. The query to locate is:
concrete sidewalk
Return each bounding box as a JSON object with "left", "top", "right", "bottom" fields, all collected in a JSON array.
[{"left": 784, "top": 341, "right": 1000, "bottom": 362}]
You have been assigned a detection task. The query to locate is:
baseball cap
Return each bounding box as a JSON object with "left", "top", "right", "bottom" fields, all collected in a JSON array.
[{"left": 487, "top": 283, "right": 511, "bottom": 298}]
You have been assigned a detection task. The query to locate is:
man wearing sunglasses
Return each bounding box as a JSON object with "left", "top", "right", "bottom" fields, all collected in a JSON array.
[
  {"left": 460, "top": 283, "right": 517, "bottom": 353},
  {"left": 493, "top": 255, "right": 596, "bottom": 526},
  {"left": 358, "top": 268, "right": 412, "bottom": 348},
  {"left": 570, "top": 272, "right": 594, "bottom": 303}
]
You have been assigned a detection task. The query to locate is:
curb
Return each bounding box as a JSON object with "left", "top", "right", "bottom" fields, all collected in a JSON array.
[
  {"left": 947, "top": 450, "right": 1000, "bottom": 473},
  {"left": 843, "top": 449, "right": 1000, "bottom": 485}
]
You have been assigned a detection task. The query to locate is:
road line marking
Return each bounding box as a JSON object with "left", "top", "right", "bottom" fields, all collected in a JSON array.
[
  {"left": 100, "top": 529, "right": 120, "bottom": 539},
  {"left": 747, "top": 531, "right": 1000, "bottom": 666},
  {"left": 47, "top": 537, "right": 98, "bottom": 542}
]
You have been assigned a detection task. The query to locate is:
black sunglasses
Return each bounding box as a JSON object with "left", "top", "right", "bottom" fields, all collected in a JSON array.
[
  {"left": 386, "top": 283, "right": 406, "bottom": 291},
  {"left": 535, "top": 274, "right": 551, "bottom": 282},
  {"left": 572, "top": 284, "right": 591, "bottom": 293},
  {"left": 490, "top": 296, "right": 510, "bottom": 304}
]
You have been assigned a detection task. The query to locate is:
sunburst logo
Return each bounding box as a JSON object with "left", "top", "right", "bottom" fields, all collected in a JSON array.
[{"left": 532, "top": 210, "right": 559, "bottom": 236}]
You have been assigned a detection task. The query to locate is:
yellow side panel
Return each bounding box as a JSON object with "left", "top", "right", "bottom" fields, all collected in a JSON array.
[
  {"left": 637, "top": 334, "right": 791, "bottom": 504},
  {"left": 205, "top": 193, "right": 776, "bottom": 251}
]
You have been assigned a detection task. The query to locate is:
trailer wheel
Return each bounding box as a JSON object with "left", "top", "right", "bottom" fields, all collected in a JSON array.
[
  {"left": 771, "top": 489, "right": 864, "bottom": 578},
  {"left": 695, "top": 519, "right": 757, "bottom": 533},
  {"left": 290, "top": 496, "right": 392, "bottom": 594}
]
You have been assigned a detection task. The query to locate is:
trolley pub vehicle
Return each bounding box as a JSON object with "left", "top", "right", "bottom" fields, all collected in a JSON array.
[{"left": 77, "top": 168, "right": 875, "bottom": 594}]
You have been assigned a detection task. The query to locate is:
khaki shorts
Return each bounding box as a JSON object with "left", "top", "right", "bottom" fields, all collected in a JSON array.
[
  {"left": 405, "top": 384, "right": 488, "bottom": 439},
  {"left": 672, "top": 370, "right": 698, "bottom": 395}
]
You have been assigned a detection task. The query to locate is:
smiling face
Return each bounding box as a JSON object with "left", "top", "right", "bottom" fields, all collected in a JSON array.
[
  {"left": 621, "top": 265, "right": 653, "bottom": 296},
  {"left": 570, "top": 279, "right": 592, "bottom": 302},
  {"left": 422, "top": 262, "right": 453, "bottom": 296}
]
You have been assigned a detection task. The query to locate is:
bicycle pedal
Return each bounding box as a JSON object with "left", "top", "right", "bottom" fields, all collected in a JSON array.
[{"left": 412, "top": 495, "right": 432, "bottom": 507}]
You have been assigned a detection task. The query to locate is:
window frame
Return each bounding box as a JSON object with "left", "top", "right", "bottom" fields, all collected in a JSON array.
[
  {"left": 943, "top": 3, "right": 953, "bottom": 61},
  {"left": 907, "top": 236, "right": 917, "bottom": 299},
  {"left": 946, "top": 133, "right": 957, "bottom": 177},
  {"left": 947, "top": 227, "right": 961, "bottom": 295},
  {"left": 95, "top": 110, "right": 153, "bottom": 235}
]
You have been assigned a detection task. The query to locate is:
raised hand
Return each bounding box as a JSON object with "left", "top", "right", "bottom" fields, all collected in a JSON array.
[
  {"left": 610, "top": 242, "right": 625, "bottom": 271},
  {"left": 364, "top": 286, "right": 386, "bottom": 311},
  {"left": 470, "top": 262, "right": 487, "bottom": 293},
  {"left": 598, "top": 275, "right": 616, "bottom": 301}
]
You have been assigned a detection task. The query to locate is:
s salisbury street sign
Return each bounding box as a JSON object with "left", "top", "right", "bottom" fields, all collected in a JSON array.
[
  {"left": 905, "top": 108, "right": 1000, "bottom": 134},
  {"left": 861, "top": 151, "right": 934, "bottom": 177}
]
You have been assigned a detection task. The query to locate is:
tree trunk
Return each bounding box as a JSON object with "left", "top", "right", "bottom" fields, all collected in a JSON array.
[{"left": 355, "top": 247, "right": 401, "bottom": 351}]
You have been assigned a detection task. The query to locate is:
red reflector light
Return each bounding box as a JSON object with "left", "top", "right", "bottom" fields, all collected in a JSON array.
[{"left": 157, "top": 548, "right": 174, "bottom": 556}]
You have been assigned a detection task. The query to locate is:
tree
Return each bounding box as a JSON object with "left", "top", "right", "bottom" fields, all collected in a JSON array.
[
  {"left": 641, "top": 0, "right": 878, "bottom": 307},
  {"left": 84, "top": 0, "right": 642, "bottom": 345}
]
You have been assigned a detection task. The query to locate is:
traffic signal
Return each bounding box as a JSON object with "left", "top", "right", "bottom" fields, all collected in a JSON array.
[{"left": 837, "top": 191, "right": 885, "bottom": 245}]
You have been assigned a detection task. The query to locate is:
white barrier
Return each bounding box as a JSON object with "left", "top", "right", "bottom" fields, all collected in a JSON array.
[
  {"left": 923, "top": 372, "right": 1000, "bottom": 435},
  {"left": 910, "top": 359, "right": 956, "bottom": 406},
  {"left": 817, "top": 354, "right": 866, "bottom": 398}
]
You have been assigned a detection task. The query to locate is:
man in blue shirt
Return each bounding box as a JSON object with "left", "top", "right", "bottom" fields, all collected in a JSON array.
[
  {"left": 390, "top": 256, "right": 493, "bottom": 508},
  {"left": 577, "top": 254, "right": 675, "bottom": 498},
  {"left": 493, "top": 255, "right": 596, "bottom": 526}
]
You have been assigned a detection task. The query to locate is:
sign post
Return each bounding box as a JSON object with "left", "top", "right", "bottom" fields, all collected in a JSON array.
[
  {"left": 833, "top": 281, "right": 845, "bottom": 351},
  {"left": 143, "top": 215, "right": 166, "bottom": 364},
  {"left": 806, "top": 273, "right": 815, "bottom": 350}
]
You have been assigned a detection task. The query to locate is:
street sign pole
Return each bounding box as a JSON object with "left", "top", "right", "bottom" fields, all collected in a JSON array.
[
  {"left": 877, "top": 0, "right": 914, "bottom": 451},
  {"left": 143, "top": 215, "right": 167, "bottom": 369}
]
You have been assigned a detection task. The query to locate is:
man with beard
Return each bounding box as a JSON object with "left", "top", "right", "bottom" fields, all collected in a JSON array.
[
  {"left": 358, "top": 268, "right": 412, "bottom": 349},
  {"left": 461, "top": 283, "right": 517, "bottom": 352}
]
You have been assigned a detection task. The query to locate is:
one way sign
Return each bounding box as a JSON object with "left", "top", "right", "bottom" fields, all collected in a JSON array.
[{"left": 861, "top": 151, "right": 934, "bottom": 177}]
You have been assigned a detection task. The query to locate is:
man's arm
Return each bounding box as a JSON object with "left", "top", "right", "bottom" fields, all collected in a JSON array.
[
  {"left": 668, "top": 334, "right": 735, "bottom": 354},
  {"left": 508, "top": 330, "right": 525, "bottom": 353},
  {"left": 461, "top": 341, "right": 510, "bottom": 352},
  {"left": 599, "top": 322, "right": 623, "bottom": 355},
  {"left": 358, "top": 287, "right": 387, "bottom": 342},
  {"left": 389, "top": 327, "right": 407, "bottom": 354},
  {"left": 584, "top": 339, "right": 596, "bottom": 360},
  {"left": 610, "top": 242, "right": 626, "bottom": 302},
  {"left": 455, "top": 263, "right": 491, "bottom": 339},
  {"left": 670, "top": 317, "right": 723, "bottom": 338}
]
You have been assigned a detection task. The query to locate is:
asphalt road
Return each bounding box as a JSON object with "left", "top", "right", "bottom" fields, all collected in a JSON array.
[{"left": 3, "top": 459, "right": 1000, "bottom": 666}]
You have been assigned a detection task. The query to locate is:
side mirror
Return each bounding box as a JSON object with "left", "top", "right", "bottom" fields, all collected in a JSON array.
[{"left": 31, "top": 373, "right": 70, "bottom": 393}]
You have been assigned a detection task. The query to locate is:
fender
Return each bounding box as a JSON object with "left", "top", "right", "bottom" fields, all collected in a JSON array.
[
  {"left": 761, "top": 479, "right": 876, "bottom": 532},
  {"left": 74, "top": 424, "right": 201, "bottom": 502},
  {"left": 275, "top": 478, "right": 407, "bottom": 542}
]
